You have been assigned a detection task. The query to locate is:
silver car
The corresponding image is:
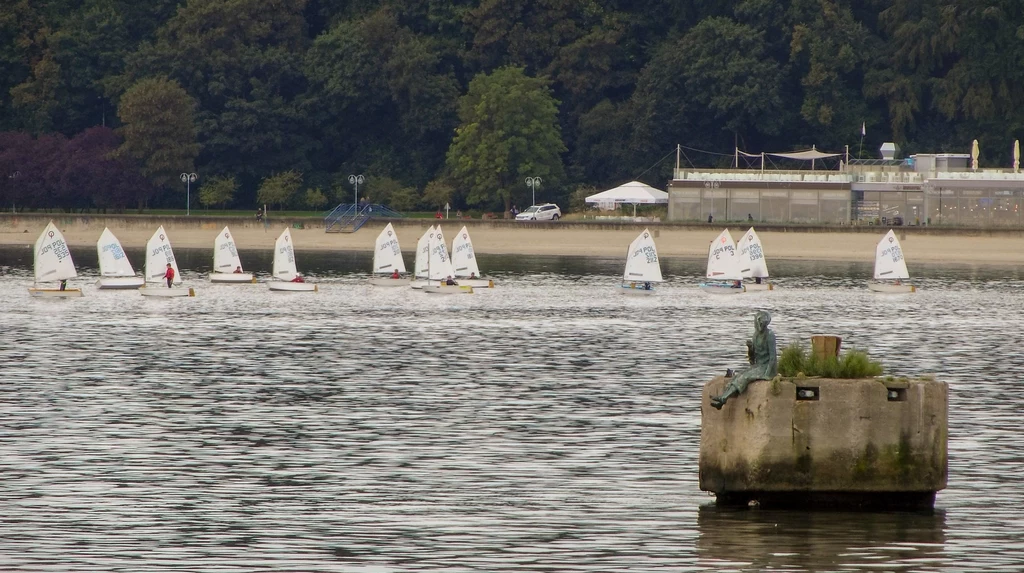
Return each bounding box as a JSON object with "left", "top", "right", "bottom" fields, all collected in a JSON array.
[{"left": 516, "top": 203, "right": 561, "bottom": 221}]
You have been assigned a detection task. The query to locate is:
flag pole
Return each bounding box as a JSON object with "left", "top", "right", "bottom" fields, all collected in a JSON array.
[{"left": 858, "top": 122, "right": 865, "bottom": 160}]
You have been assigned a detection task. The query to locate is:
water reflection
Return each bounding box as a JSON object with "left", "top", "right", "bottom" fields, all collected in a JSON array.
[{"left": 697, "top": 506, "right": 948, "bottom": 571}]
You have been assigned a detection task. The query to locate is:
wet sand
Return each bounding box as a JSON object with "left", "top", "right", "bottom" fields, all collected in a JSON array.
[{"left": 1, "top": 216, "right": 1022, "bottom": 265}]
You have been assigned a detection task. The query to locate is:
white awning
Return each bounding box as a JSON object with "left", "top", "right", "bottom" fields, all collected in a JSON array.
[
  {"left": 585, "top": 181, "right": 668, "bottom": 204},
  {"left": 767, "top": 149, "right": 841, "bottom": 160}
]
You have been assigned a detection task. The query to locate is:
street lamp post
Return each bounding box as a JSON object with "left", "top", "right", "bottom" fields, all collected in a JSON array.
[
  {"left": 349, "top": 174, "right": 364, "bottom": 207},
  {"left": 180, "top": 172, "right": 197, "bottom": 216},
  {"left": 525, "top": 176, "right": 542, "bottom": 207},
  {"left": 8, "top": 170, "right": 20, "bottom": 213}
]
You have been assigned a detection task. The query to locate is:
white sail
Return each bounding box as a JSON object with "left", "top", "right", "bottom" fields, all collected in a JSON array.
[
  {"left": 414, "top": 226, "right": 433, "bottom": 278},
  {"left": 97, "top": 227, "right": 136, "bottom": 277},
  {"left": 737, "top": 227, "right": 769, "bottom": 279},
  {"left": 372, "top": 223, "right": 407, "bottom": 274},
  {"left": 622, "top": 228, "right": 663, "bottom": 282},
  {"left": 213, "top": 226, "right": 244, "bottom": 273},
  {"left": 428, "top": 226, "right": 455, "bottom": 280},
  {"left": 273, "top": 228, "right": 298, "bottom": 281},
  {"left": 706, "top": 229, "right": 742, "bottom": 280},
  {"left": 874, "top": 229, "right": 910, "bottom": 280},
  {"left": 451, "top": 226, "right": 481, "bottom": 278},
  {"left": 34, "top": 221, "right": 78, "bottom": 283},
  {"left": 145, "top": 226, "right": 182, "bottom": 284}
]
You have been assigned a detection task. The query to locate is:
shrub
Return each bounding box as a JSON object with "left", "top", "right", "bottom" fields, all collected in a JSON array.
[{"left": 777, "top": 341, "right": 882, "bottom": 378}]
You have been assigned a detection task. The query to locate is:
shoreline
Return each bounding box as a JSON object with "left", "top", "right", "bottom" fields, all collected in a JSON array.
[{"left": 2, "top": 213, "right": 1023, "bottom": 266}]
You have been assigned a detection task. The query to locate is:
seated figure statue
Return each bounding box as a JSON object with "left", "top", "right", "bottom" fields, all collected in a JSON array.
[{"left": 710, "top": 310, "right": 778, "bottom": 410}]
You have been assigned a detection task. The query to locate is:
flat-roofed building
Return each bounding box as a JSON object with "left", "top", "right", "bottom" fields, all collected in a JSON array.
[{"left": 667, "top": 148, "right": 1024, "bottom": 226}]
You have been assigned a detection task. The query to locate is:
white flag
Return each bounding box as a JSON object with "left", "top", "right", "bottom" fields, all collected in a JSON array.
[{"left": 861, "top": 122, "right": 866, "bottom": 137}]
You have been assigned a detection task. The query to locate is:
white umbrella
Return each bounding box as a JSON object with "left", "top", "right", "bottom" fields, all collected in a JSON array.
[
  {"left": 971, "top": 139, "right": 979, "bottom": 171},
  {"left": 585, "top": 181, "right": 668, "bottom": 217}
]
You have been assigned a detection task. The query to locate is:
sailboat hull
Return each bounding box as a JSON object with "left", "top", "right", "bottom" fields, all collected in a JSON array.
[
  {"left": 29, "top": 288, "right": 83, "bottom": 298},
  {"left": 97, "top": 277, "right": 146, "bottom": 289},
  {"left": 744, "top": 282, "right": 774, "bottom": 291},
  {"left": 455, "top": 278, "right": 494, "bottom": 288},
  {"left": 423, "top": 285, "right": 474, "bottom": 295},
  {"left": 620, "top": 285, "right": 655, "bottom": 296},
  {"left": 700, "top": 282, "right": 746, "bottom": 295},
  {"left": 369, "top": 277, "right": 411, "bottom": 287},
  {"left": 140, "top": 286, "right": 196, "bottom": 297},
  {"left": 210, "top": 273, "right": 255, "bottom": 283},
  {"left": 269, "top": 282, "right": 318, "bottom": 292},
  {"left": 868, "top": 282, "right": 916, "bottom": 293}
]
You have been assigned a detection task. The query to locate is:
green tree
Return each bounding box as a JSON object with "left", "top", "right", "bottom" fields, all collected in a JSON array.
[
  {"left": 445, "top": 67, "right": 566, "bottom": 212},
  {"left": 421, "top": 179, "right": 454, "bottom": 211},
  {"left": 115, "top": 77, "right": 199, "bottom": 203},
  {"left": 303, "top": 186, "right": 328, "bottom": 210},
  {"left": 199, "top": 175, "right": 237, "bottom": 208},
  {"left": 119, "top": 0, "right": 312, "bottom": 189},
  {"left": 257, "top": 170, "right": 302, "bottom": 209}
]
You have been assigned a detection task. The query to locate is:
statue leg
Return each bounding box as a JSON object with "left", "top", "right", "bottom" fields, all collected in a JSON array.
[{"left": 709, "top": 370, "right": 759, "bottom": 410}]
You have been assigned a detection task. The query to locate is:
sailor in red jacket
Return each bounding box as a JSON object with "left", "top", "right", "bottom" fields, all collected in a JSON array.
[{"left": 164, "top": 263, "right": 175, "bottom": 288}]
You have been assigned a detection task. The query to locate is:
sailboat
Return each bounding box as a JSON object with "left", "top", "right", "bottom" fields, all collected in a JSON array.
[
  {"left": 620, "top": 228, "right": 662, "bottom": 295},
  {"left": 96, "top": 227, "right": 145, "bottom": 289},
  {"left": 268, "top": 228, "right": 317, "bottom": 292},
  {"left": 140, "top": 226, "right": 195, "bottom": 297},
  {"left": 423, "top": 226, "right": 473, "bottom": 294},
  {"left": 868, "top": 229, "right": 916, "bottom": 293},
  {"left": 28, "top": 221, "right": 83, "bottom": 297},
  {"left": 451, "top": 226, "right": 494, "bottom": 288},
  {"left": 409, "top": 225, "right": 433, "bottom": 289},
  {"left": 369, "top": 222, "right": 409, "bottom": 286},
  {"left": 209, "top": 226, "right": 254, "bottom": 283},
  {"left": 699, "top": 229, "right": 746, "bottom": 294},
  {"left": 737, "top": 227, "right": 773, "bottom": 291}
]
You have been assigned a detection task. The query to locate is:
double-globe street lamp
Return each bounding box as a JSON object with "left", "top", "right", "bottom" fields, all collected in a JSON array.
[
  {"left": 525, "top": 176, "right": 542, "bottom": 207},
  {"left": 180, "top": 172, "right": 198, "bottom": 216},
  {"left": 349, "top": 174, "right": 364, "bottom": 208}
]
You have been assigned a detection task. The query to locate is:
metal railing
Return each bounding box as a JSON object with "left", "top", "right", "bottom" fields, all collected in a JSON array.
[{"left": 324, "top": 203, "right": 403, "bottom": 233}]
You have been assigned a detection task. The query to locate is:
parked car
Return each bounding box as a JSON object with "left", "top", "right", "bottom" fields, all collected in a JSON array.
[{"left": 516, "top": 203, "right": 561, "bottom": 221}]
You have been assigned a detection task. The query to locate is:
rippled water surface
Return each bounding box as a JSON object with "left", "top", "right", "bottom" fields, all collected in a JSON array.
[{"left": 1, "top": 246, "right": 1023, "bottom": 572}]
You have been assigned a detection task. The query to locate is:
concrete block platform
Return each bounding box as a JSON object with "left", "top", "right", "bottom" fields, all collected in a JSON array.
[{"left": 700, "top": 376, "right": 947, "bottom": 510}]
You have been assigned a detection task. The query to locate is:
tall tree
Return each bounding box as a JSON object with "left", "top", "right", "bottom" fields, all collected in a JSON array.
[
  {"left": 446, "top": 67, "right": 566, "bottom": 211},
  {"left": 119, "top": 0, "right": 312, "bottom": 192},
  {"left": 115, "top": 77, "right": 199, "bottom": 207}
]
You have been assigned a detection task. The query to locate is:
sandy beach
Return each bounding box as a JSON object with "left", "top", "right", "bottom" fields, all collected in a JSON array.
[{"left": 2, "top": 214, "right": 1023, "bottom": 265}]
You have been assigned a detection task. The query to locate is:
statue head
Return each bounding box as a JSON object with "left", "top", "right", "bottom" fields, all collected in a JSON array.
[{"left": 754, "top": 310, "right": 771, "bottom": 331}]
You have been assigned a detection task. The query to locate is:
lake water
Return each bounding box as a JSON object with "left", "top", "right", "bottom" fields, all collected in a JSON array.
[{"left": 1, "top": 246, "right": 1023, "bottom": 572}]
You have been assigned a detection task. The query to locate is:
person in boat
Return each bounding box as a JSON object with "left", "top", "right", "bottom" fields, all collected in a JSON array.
[
  {"left": 643, "top": 282, "right": 652, "bottom": 290},
  {"left": 733, "top": 280, "right": 742, "bottom": 288},
  {"left": 59, "top": 279, "right": 67, "bottom": 291},
  {"left": 391, "top": 269, "right": 400, "bottom": 279},
  {"left": 164, "top": 263, "right": 175, "bottom": 288},
  {"left": 233, "top": 266, "right": 243, "bottom": 273},
  {"left": 291, "top": 274, "right": 306, "bottom": 283},
  {"left": 755, "top": 277, "right": 762, "bottom": 285},
  {"left": 469, "top": 272, "right": 477, "bottom": 279},
  {"left": 445, "top": 276, "right": 457, "bottom": 286}
]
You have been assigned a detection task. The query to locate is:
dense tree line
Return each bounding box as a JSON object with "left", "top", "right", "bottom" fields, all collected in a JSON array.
[{"left": 1, "top": 0, "right": 1021, "bottom": 213}]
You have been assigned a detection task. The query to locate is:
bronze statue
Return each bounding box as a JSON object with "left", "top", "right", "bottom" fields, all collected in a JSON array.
[{"left": 710, "top": 310, "right": 778, "bottom": 410}]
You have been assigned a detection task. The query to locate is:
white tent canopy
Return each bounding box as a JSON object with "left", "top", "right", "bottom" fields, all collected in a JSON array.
[{"left": 586, "top": 181, "right": 668, "bottom": 216}]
